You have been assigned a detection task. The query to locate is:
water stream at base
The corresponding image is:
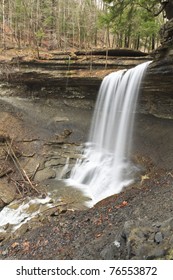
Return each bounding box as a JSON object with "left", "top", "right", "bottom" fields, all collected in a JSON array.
[{"left": 66, "top": 61, "right": 152, "bottom": 206}]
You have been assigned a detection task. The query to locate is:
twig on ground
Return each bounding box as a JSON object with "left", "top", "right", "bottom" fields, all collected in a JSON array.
[
  {"left": 30, "top": 163, "right": 40, "bottom": 180},
  {"left": 0, "top": 168, "right": 13, "bottom": 178},
  {"left": 17, "top": 138, "right": 40, "bottom": 142},
  {"left": 5, "top": 140, "right": 40, "bottom": 195},
  {"left": 21, "top": 152, "right": 36, "bottom": 158}
]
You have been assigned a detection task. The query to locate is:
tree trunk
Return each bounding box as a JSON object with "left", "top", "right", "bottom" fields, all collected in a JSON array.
[
  {"left": 151, "top": 34, "right": 155, "bottom": 50},
  {"left": 2, "top": 0, "right": 6, "bottom": 49}
]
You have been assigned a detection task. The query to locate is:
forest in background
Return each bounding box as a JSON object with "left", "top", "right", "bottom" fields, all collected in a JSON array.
[{"left": 0, "top": 0, "right": 165, "bottom": 53}]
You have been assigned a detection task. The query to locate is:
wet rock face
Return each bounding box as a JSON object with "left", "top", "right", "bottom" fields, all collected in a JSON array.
[
  {"left": 0, "top": 64, "right": 172, "bottom": 172},
  {"left": 140, "top": 63, "right": 173, "bottom": 120},
  {"left": 133, "top": 15, "right": 173, "bottom": 168},
  {"left": 146, "top": 15, "right": 173, "bottom": 113},
  {"left": 136, "top": 14, "right": 173, "bottom": 167}
]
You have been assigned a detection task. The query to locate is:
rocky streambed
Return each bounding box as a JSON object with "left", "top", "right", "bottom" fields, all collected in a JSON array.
[
  {"left": 0, "top": 49, "right": 173, "bottom": 260},
  {"left": 0, "top": 89, "right": 92, "bottom": 241}
]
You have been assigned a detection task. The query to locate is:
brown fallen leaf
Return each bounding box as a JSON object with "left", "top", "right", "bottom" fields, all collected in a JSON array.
[
  {"left": 115, "top": 200, "right": 128, "bottom": 209},
  {"left": 11, "top": 242, "right": 19, "bottom": 249},
  {"left": 22, "top": 241, "right": 30, "bottom": 252}
]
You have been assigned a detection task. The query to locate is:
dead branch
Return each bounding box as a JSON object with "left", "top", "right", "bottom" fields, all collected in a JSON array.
[
  {"left": 30, "top": 163, "right": 40, "bottom": 180},
  {"left": 10, "top": 178, "right": 24, "bottom": 196},
  {"left": 17, "top": 138, "right": 40, "bottom": 143},
  {"left": 21, "top": 152, "right": 36, "bottom": 158},
  {"left": 5, "top": 140, "right": 40, "bottom": 195},
  {"left": 0, "top": 168, "right": 13, "bottom": 178}
]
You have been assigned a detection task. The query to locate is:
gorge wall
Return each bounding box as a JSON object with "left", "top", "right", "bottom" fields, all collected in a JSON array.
[{"left": 0, "top": 44, "right": 173, "bottom": 171}]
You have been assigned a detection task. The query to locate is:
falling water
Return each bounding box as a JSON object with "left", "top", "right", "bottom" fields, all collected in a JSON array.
[{"left": 67, "top": 61, "right": 151, "bottom": 205}]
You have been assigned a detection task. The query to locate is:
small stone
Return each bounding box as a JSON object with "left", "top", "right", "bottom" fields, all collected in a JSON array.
[
  {"left": 114, "top": 240, "right": 121, "bottom": 248},
  {"left": 58, "top": 205, "right": 67, "bottom": 214},
  {"left": 154, "top": 232, "right": 163, "bottom": 244},
  {"left": 152, "top": 222, "right": 161, "bottom": 228},
  {"left": 1, "top": 249, "right": 8, "bottom": 256}
]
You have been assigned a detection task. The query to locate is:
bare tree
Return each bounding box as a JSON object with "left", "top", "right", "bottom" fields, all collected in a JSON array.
[{"left": 2, "top": 0, "right": 6, "bottom": 48}]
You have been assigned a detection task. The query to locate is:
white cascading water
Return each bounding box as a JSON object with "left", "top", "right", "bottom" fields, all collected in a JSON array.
[{"left": 67, "top": 61, "right": 151, "bottom": 205}]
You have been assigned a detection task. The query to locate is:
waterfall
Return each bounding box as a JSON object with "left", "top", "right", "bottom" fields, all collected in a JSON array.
[{"left": 67, "top": 61, "right": 151, "bottom": 205}]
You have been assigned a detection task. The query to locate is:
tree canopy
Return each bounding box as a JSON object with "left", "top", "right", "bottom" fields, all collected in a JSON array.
[
  {"left": 100, "top": 0, "right": 165, "bottom": 51},
  {"left": 0, "top": 0, "right": 166, "bottom": 53}
]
